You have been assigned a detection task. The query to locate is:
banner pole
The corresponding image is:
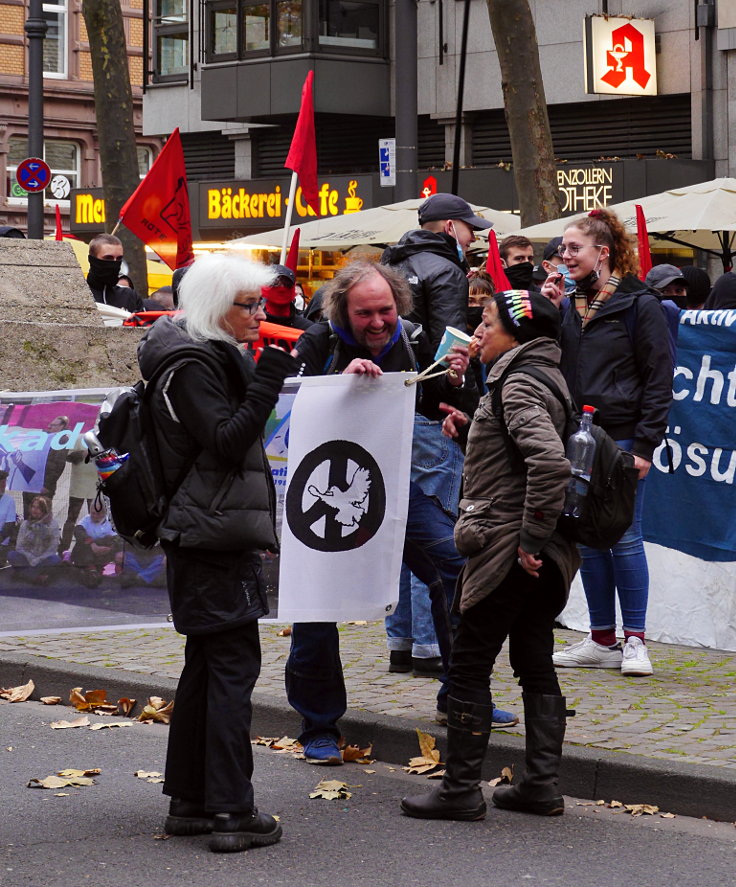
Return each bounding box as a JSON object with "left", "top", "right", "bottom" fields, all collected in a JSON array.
[
  {"left": 110, "top": 218, "right": 122, "bottom": 236},
  {"left": 280, "top": 172, "right": 299, "bottom": 264}
]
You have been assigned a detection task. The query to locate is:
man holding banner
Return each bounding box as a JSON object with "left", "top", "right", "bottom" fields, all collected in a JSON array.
[{"left": 282, "top": 261, "right": 477, "bottom": 765}]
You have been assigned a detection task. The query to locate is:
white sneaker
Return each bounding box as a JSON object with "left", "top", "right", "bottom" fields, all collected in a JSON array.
[
  {"left": 552, "top": 634, "right": 623, "bottom": 669},
  {"left": 620, "top": 637, "right": 653, "bottom": 676}
]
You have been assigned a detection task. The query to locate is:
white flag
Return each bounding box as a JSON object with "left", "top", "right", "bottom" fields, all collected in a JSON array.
[{"left": 277, "top": 372, "right": 415, "bottom": 621}]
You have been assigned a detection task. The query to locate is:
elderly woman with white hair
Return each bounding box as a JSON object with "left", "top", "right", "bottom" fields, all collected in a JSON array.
[{"left": 137, "top": 253, "right": 297, "bottom": 853}]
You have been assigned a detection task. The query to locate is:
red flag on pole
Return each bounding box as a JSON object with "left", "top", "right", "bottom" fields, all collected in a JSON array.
[
  {"left": 635, "top": 203, "right": 652, "bottom": 279},
  {"left": 54, "top": 204, "right": 63, "bottom": 241},
  {"left": 285, "top": 228, "right": 301, "bottom": 274},
  {"left": 486, "top": 230, "right": 511, "bottom": 291},
  {"left": 119, "top": 128, "right": 194, "bottom": 270},
  {"left": 285, "top": 71, "right": 319, "bottom": 215}
]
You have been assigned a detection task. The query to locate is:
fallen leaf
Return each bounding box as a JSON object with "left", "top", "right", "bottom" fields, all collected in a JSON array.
[
  {"left": 117, "top": 698, "right": 136, "bottom": 717},
  {"left": 364, "top": 769, "right": 376, "bottom": 774},
  {"left": 342, "top": 743, "right": 373, "bottom": 764},
  {"left": 416, "top": 729, "right": 441, "bottom": 764},
  {"left": 136, "top": 697, "right": 174, "bottom": 724},
  {"left": 609, "top": 800, "right": 624, "bottom": 809},
  {"left": 89, "top": 721, "right": 133, "bottom": 731},
  {"left": 40, "top": 696, "right": 62, "bottom": 705},
  {"left": 134, "top": 770, "right": 163, "bottom": 779},
  {"left": 58, "top": 768, "right": 100, "bottom": 777},
  {"left": 624, "top": 803, "right": 659, "bottom": 817},
  {"left": 277, "top": 627, "right": 292, "bottom": 637},
  {"left": 595, "top": 800, "right": 606, "bottom": 806},
  {"left": 28, "top": 768, "right": 98, "bottom": 789},
  {"left": 660, "top": 812, "right": 676, "bottom": 819},
  {"left": 50, "top": 716, "right": 91, "bottom": 730},
  {"left": 488, "top": 765, "right": 515, "bottom": 787},
  {"left": 346, "top": 620, "right": 368, "bottom": 625},
  {"left": 309, "top": 778, "right": 352, "bottom": 800},
  {"left": 0, "top": 679, "right": 34, "bottom": 703},
  {"left": 54, "top": 793, "right": 70, "bottom": 797},
  {"left": 69, "top": 687, "right": 117, "bottom": 713},
  {"left": 427, "top": 768, "right": 446, "bottom": 780}
]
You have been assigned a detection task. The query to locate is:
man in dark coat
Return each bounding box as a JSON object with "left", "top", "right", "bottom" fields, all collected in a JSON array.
[{"left": 86, "top": 233, "right": 144, "bottom": 313}]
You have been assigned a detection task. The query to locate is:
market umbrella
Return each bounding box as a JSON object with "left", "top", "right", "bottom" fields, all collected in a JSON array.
[
  {"left": 512, "top": 177, "right": 736, "bottom": 269},
  {"left": 225, "top": 198, "right": 520, "bottom": 251}
]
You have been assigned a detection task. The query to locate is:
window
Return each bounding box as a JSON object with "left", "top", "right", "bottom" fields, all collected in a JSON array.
[
  {"left": 153, "top": 0, "right": 189, "bottom": 81},
  {"left": 137, "top": 146, "right": 153, "bottom": 178},
  {"left": 6, "top": 137, "right": 79, "bottom": 203},
  {"left": 43, "top": 1, "right": 68, "bottom": 78},
  {"left": 206, "top": 0, "right": 303, "bottom": 59},
  {"left": 318, "top": 0, "right": 378, "bottom": 50}
]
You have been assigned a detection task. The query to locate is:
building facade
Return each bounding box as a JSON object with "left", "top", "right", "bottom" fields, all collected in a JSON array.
[
  {"left": 0, "top": 0, "right": 161, "bottom": 235},
  {"left": 134, "top": 3, "right": 733, "bottom": 246}
]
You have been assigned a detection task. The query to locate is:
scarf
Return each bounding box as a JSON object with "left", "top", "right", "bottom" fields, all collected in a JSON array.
[{"left": 574, "top": 273, "right": 621, "bottom": 328}]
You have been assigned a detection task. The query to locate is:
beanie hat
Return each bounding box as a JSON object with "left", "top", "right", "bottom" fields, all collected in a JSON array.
[{"left": 493, "top": 290, "right": 560, "bottom": 344}]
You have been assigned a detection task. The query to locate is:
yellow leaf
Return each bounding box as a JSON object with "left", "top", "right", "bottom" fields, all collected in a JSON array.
[
  {"left": 488, "top": 765, "right": 514, "bottom": 787},
  {"left": 660, "top": 812, "right": 676, "bottom": 819},
  {"left": 89, "top": 721, "right": 133, "bottom": 731},
  {"left": 40, "top": 696, "right": 62, "bottom": 705},
  {"left": 58, "top": 768, "right": 100, "bottom": 777},
  {"left": 0, "top": 679, "right": 34, "bottom": 703},
  {"left": 29, "top": 776, "right": 69, "bottom": 789},
  {"left": 625, "top": 803, "right": 659, "bottom": 816},
  {"left": 50, "top": 716, "right": 91, "bottom": 730},
  {"left": 342, "top": 743, "right": 373, "bottom": 763},
  {"left": 427, "top": 768, "right": 446, "bottom": 780},
  {"left": 136, "top": 698, "right": 173, "bottom": 724},
  {"left": 54, "top": 793, "right": 70, "bottom": 797},
  {"left": 134, "top": 771, "right": 163, "bottom": 779},
  {"left": 309, "top": 778, "right": 353, "bottom": 799},
  {"left": 415, "top": 729, "right": 441, "bottom": 764},
  {"left": 609, "top": 800, "right": 624, "bottom": 808},
  {"left": 69, "top": 687, "right": 117, "bottom": 713},
  {"left": 117, "top": 698, "right": 136, "bottom": 717}
]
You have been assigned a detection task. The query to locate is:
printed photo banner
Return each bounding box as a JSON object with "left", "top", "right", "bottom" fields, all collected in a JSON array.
[
  {"left": 277, "top": 372, "right": 416, "bottom": 622},
  {"left": 644, "top": 309, "right": 736, "bottom": 561}
]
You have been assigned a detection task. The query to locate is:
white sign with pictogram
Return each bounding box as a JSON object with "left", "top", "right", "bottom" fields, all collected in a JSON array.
[{"left": 584, "top": 15, "right": 657, "bottom": 97}]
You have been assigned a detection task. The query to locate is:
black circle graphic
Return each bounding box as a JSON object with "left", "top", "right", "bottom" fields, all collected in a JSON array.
[{"left": 285, "top": 440, "right": 386, "bottom": 552}]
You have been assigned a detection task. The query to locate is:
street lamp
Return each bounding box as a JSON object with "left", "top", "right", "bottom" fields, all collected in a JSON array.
[{"left": 25, "top": 0, "right": 48, "bottom": 239}]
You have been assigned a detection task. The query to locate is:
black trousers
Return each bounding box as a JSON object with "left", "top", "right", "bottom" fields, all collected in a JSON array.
[
  {"left": 163, "top": 620, "right": 261, "bottom": 813},
  {"left": 449, "top": 560, "right": 567, "bottom": 707}
]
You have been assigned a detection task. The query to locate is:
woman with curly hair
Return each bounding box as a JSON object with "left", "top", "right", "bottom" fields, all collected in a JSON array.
[{"left": 542, "top": 208, "right": 672, "bottom": 678}]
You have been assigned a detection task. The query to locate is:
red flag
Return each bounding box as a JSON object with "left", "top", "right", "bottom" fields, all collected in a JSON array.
[
  {"left": 285, "top": 228, "right": 301, "bottom": 274},
  {"left": 636, "top": 203, "right": 652, "bottom": 279},
  {"left": 486, "top": 230, "right": 511, "bottom": 291},
  {"left": 119, "top": 128, "right": 194, "bottom": 270},
  {"left": 285, "top": 71, "right": 319, "bottom": 215},
  {"left": 54, "top": 204, "right": 63, "bottom": 241}
]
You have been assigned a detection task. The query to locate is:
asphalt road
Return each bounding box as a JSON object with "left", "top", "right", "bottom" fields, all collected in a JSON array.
[{"left": 3, "top": 701, "right": 736, "bottom": 887}]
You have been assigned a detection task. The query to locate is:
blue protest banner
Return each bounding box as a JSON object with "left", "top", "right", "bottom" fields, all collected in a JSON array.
[{"left": 644, "top": 309, "right": 736, "bottom": 561}]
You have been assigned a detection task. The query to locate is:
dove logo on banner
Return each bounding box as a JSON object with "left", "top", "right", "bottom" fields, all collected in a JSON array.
[{"left": 277, "top": 372, "right": 415, "bottom": 622}]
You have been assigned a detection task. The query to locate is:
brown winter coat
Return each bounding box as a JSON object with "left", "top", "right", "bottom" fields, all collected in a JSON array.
[{"left": 455, "top": 337, "right": 581, "bottom": 613}]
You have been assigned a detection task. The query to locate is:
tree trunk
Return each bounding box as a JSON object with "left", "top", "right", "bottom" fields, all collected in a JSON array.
[
  {"left": 486, "top": 0, "right": 562, "bottom": 226},
  {"left": 82, "top": 0, "right": 148, "bottom": 295}
]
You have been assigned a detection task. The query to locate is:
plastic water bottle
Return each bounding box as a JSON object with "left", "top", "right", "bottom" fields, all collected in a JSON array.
[{"left": 563, "top": 405, "right": 597, "bottom": 518}]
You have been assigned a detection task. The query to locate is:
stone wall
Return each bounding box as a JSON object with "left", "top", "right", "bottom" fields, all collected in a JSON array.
[{"left": 0, "top": 239, "right": 144, "bottom": 392}]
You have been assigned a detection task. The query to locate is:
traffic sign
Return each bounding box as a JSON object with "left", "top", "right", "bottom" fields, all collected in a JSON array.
[
  {"left": 378, "top": 138, "right": 396, "bottom": 188},
  {"left": 16, "top": 157, "right": 51, "bottom": 193}
]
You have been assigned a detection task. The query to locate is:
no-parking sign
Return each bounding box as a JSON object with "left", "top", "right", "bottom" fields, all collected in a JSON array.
[{"left": 15, "top": 157, "right": 51, "bottom": 193}]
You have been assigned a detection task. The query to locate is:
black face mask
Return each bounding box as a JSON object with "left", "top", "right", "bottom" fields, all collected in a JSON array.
[
  {"left": 504, "top": 262, "right": 534, "bottom": 290},
  {"left": 88, "top": 255, "right": 122, "bottom": 287},
  {"left": 467, "top": 306, "right": 484, "bottom": 332}
]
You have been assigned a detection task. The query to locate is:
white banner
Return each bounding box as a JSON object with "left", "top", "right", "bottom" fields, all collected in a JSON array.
[{"left": 277, "top": 372, "right": 415, "bottom": 621}]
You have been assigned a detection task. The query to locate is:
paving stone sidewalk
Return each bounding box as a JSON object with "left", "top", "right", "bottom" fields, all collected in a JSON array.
[{"left": 1, "top": 622, "right": 735, "bottom": 772}]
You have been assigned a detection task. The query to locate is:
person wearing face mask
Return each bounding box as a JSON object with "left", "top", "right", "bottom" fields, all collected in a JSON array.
[
  {"left": 499, "top": 234, "right": 536, "bottom": 291},
  {"left": 86, "top": 234, "right": 144, "bottom": 313},
  {"left": 543, "top": 208, "right": 673, "bottom": 679},
  {"left": 379, "top": 195, "right": 498, "bottom": 681},
  {"left": 262, "top": 264, "right": 313, "bottom": 331}
]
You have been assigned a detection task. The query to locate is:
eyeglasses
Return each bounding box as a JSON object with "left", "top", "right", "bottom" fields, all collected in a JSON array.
[
  {"left": 556, "top": 243, "right": 605, "bottom": 258},
  {"left": 232, "top": 297, "right": 266, "bottom": 315}
]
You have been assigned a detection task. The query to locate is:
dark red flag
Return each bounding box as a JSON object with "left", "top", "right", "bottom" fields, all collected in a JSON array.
[
  {"left": 486, "top": 230, "right": 511, "bottom": 291},
  {"left": 635, "top": 204, "right": 652, "bottom": 278},
  {"left": 54, "top": 204, "right": 63, "bottom": 241},
  {"left": 284, "top": 71, "right": 319, "bottom": 215},
  {"left": 119, "top": 128, "right": 194, "bottom": 270},
  {"left": 285, "top": 228, "right": 301, "bottom": 274}
]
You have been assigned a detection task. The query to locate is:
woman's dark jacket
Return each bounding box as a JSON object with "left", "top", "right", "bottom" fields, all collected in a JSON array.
[
  {"left": 559, "top": 274, "right": 673, "bottom": 461},
  {"left": 137, "top": 315, "right": 296, "bottom": 634}
]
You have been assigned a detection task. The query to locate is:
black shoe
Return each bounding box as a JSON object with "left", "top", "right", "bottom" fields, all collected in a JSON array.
[
  {"left": 209, "top": 810, "right": 282, "bottom": 853},
  {"left": 164, "top": 798, "right": 215, "bottom": 836},
  {"left": 388, "top": 650, "right": 412, "bottom": 673},
  {"left": 412, "top": 656, "right": 443, "bottom": 677}
]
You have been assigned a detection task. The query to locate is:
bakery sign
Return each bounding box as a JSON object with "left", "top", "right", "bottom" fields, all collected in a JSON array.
[{"left": 584, "top": 15, "right": 657, "bottom": 97}]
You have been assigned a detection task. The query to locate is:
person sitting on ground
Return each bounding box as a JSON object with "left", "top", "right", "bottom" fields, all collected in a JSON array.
[
  {"left": 7, "top": 495, "right": 61, "bottom": 584},
  {"left": 70, "top": 500, "right": 122, "bottom": 588}
]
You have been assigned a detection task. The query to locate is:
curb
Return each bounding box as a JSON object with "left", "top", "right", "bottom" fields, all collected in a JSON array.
[{"left": 3, "top": 652, "right": 735, "bottom": 823}]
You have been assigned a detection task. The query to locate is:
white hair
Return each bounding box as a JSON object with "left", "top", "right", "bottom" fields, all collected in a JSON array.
[{"left": 177, "top": 253, "right": 276, "bottom": 344}]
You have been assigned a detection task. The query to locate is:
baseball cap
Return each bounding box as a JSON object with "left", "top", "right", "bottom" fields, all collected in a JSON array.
[
  {"left": 645, "top": 264, "right": 686, "bottom": 291},
  {"left": 271, "top": 264, "right": 296, "bottom": 286},
  {"left": 418, "top": 194, "right": 493, "bottom": 231},
  {"left": 543, "top": 236, "right": 563, "bottom": 261}
]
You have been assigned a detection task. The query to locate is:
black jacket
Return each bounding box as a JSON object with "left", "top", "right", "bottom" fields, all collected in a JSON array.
[
  {"left": 292, "top": 320, "right": 478, "bottom": 419},
  {"left": 381, "top": 230, "right": 468, "bottom": 351},
  {"left": 137, "top": 316, "right": 297, "bottom": 633},
  {"left": 265, "top": 305, "right": 313, "bottom": 330},
  {"left": 87, "top": 280, "right": 144, "bottom": 312},
  {"left": 559, "top": 274, "right": 673, "bottom": 461},
  {"left": 704, "top": 271, "right": 736, "bottom": 310}
]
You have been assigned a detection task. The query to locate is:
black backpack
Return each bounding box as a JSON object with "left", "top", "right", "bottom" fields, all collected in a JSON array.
[
  {"left": 93, "top": 353, "right": 201, "bottom": 549},
  {"left": 491, "top": 364, "right": 639, "bottom": 550}
]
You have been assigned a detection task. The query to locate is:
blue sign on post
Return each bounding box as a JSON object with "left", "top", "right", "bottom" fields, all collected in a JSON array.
[
  {"left": 16, "top": 157, "right": 51, "bottom": 193},
  {"left": 378, "top": 138, "right": 396, "bottom": 188}
]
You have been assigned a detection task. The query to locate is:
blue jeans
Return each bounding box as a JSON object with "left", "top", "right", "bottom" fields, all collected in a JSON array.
[
  {"left": 285, "top": 482, "right": 465, "bottom": 742},
  {"left": 386, "top": 416, "right": 464, "bottom": 657},
  {"left": 578, "top": 439, "right": 648, "bottom": 634}
]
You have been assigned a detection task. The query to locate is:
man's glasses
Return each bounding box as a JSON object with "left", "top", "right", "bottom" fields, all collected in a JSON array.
[
  {"left": 556, "top": 243, "right": 604, "bottom": 258},
  {"left": 232, "top": 297, "right": 266, "bottom": 315}
]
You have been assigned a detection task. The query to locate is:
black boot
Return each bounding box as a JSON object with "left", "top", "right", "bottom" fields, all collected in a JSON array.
[
  {"left": 492, "top": 692, "right": 566, "bottom": 816},
  {"left": 400, "top": 697, "right": 493, "bottom": 821}
]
